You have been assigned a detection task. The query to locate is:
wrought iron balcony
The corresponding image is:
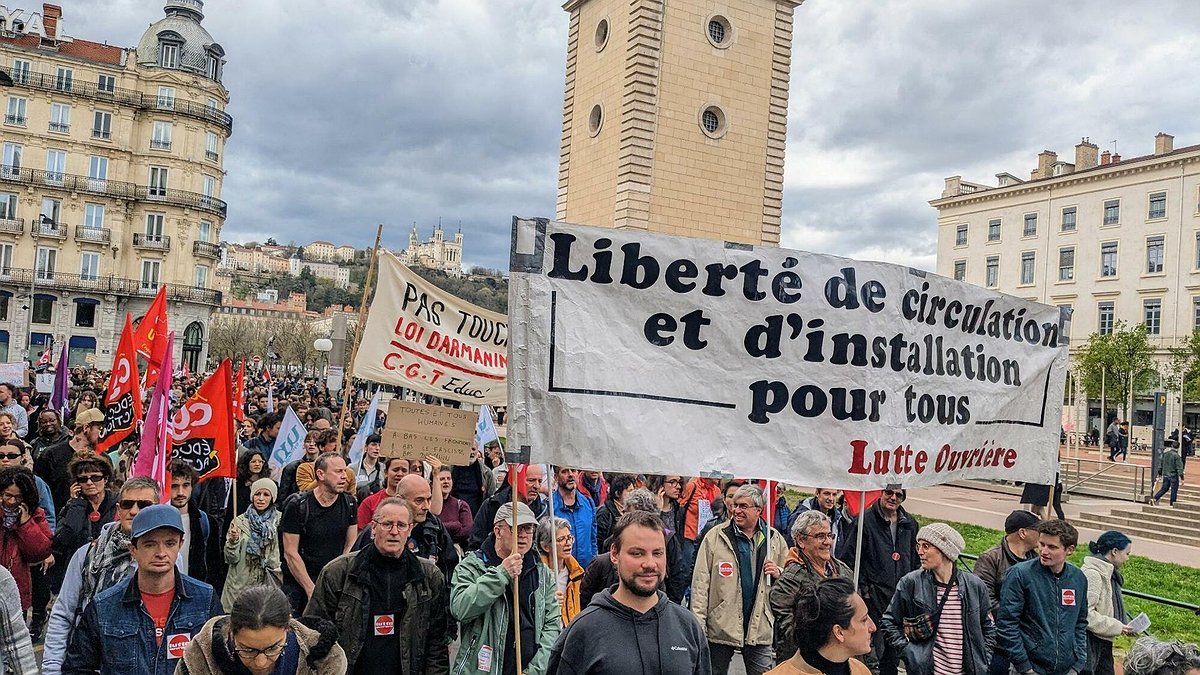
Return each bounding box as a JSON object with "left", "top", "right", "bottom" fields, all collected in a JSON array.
[
  {"left": 3, "top": 114, "right": 25, "bottom": 125},
  {"left": 193, "top": 241, "right": 221, "bottom": 259},
  {"left": 0, "top": 267, "right": 222, "bottom": 305},
  {"left": 133, "top": 233, "right": 172, "bottom": 251},
  {"left": 75, "top": 225, "right": 112, "bottom": 245},
  {"left": 48, "top": 121, "right": 70, "bottom": 133},
  {"left": 205, "top": 150, "right": 219, "bottom": 162},
  {"left": 0, "top": 67, "right": 233, "bottom": 135},
  {"left": 32, "top": 220, "right": 68, "bottom": 239},
  {"left": 0, "top": 218, "right": 22, "bottom": 235},
  {"left": 150, "top": 139, "right": 172, "bottom": 151},
  {"left": 0, "top": 166, "right": 228, "bottom": 218}
]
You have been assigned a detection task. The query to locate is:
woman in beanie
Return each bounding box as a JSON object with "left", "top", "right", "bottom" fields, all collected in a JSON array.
[
  {"left": 881, "top": 522, "right": 994, "bottom": 675},
  {"left": 766, "top": 577, "right": 874, "bottom": 675},
  {"left": 1081, "top": 530, "right": 1135, "bottom": 675},
  {"left": 222, "top": 478, "right": 282, "bottom": 611}
]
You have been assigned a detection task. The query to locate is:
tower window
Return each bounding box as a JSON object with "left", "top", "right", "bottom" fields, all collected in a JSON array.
[
  {"left": 700, "top": 106, "right": 726, "bottom": 138},
  {"left": 706, "top": 16, "right": 732, "bottom": 48},
  {"left": 588, "top": 104, "right": 603, "bottom": 137},
  {"left": 595, "top": 19, "right": 609, "bottom": 51}
]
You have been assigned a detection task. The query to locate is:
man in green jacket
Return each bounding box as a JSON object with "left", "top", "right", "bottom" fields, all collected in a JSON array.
[
  {"left": 451, "top": 501, "right": 561, "bottom": 675},
  {"left": 1152, "top": 441, "right": 1185, "bottom": 506}
]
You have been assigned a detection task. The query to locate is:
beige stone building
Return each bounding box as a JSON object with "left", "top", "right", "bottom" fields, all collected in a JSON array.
[
  {"left": 0, "top": 0, "right": 229, "bottom": 370},
  {"left": 304, "top": 239, "right": 335, "bottom": 262},
  {"left": 397, "top": 223, "right": 463, "bottom": 276},
  {"left": 556, "top": 0, "right": 801, "bottom": 245},
  {"left": 931, "top": 133, "right": 1200, "bottom": 431}
]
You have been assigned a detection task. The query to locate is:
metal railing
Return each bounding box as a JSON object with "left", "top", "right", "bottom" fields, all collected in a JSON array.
[
  {"left": 74, "top": 225, "right": 111, "bottom": 244},
  {"left": 193, "top": 241, "right": 221, "bottom": 258},
  {"left": 0, "top": 217, "right": 22, "bottom": 234},
  {"left": 0, "top": 166, "right": 227, "bottom": 218},
  {"left": 32, "top": 221, "right": 68, "bottom": 239},
  {"left": 133, "top": 233, "right": 172, "bottom": 251},
  {"left": 0, "top": 67, "right": 233, "bottom": 134},
  {"left": 0, "top": 267, "right": 222, "bottom": 305},
  {"left": 1060, "top": 456, "right": 1151, "bottom": 501}
]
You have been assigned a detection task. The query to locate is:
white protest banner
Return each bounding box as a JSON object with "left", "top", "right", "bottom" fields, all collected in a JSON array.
[
  {"left": 353, "top": 251, "right": 507, "bottom": 405},
  {"left": 267, "top": 406, "right": 307, "bottom": 481},
  {"left": 508, "top": 218, "right": 1070, "bottom": 489},
  {"left": 0, "top": 363, "right": 26, "bottom": 387}
]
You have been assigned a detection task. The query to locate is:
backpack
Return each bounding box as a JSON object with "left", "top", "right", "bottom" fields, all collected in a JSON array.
[{"left": 277, "top": 490, "right": 356, "bottom": 551}]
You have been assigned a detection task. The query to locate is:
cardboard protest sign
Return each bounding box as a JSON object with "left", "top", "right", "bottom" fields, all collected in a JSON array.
[
  {"left": 508, "top": 218, "right": 1070, "bottom": 489},
  {"left": 0, "top": 363, "right": 27, "bottom": 387},
  {"left": 379, "top": 401, "right": 475, "bottom": 465},
  {"left": 353, "top": 251, "right": 507, "bottom": 405}
]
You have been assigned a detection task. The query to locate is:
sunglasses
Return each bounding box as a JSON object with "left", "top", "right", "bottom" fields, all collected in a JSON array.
[
  {"left": 0, "top": 452, "right": 23, "bottom": 460},
  {"left": 118, "top": 499, "right": 155, "bottom": 510},
  {"left": 77, "top": 474, "right": 106, "bottom": 484}
]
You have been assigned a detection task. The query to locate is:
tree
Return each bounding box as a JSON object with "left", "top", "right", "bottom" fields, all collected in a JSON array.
[
  {"left": 1166, "top": 329, "right": 1200, "bottom": 402},
  {"left": 266, "top": 237, "right": 278, "bottom": 246},
  {"left": 1074, "top": 320, "right": 1157, "bottom": 419},
  {"left": 295, "top": 246, "right": 305, "bottom": 260}
]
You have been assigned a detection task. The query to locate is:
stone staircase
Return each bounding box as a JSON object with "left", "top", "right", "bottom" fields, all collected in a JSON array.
[{"left": 1073, "top": 501, "right": 1200, "bottom": 547}]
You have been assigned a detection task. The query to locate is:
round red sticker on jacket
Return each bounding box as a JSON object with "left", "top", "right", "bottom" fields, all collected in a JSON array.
[
  {"left": 891, "top": 552, "right": 901, "bottom": 561},
  {"left": 718, "top": 562, "right": 735, "bottom": 578},
  {"left": 167, "top": 633, "right": 191, "bottom": 659},
  {"left": 1061, "top": 589, "right": 1076, "bottom": 606},
  {"left": 374, "top": 614, "right": 395, "bottom": 636}
]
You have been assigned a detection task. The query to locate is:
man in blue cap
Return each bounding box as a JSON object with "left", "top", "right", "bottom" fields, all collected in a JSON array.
[{"left": 63, "top": 503, "right": 223, "bottom": 674}]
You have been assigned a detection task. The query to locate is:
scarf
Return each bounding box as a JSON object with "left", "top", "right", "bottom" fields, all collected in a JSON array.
[
  {"left": 244, "top": 506, "right": 277, "bottom": 568},
  {"left": 81, "top": 522, "right": 134, "bottom": 602},
  {"left": 1, "top": 506, "right": 18, "bottom": 530},
  {"left": 1111, "top": 566, "right": 1127, "bottom": 622}
]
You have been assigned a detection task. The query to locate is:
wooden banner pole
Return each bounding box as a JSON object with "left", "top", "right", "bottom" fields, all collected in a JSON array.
[{"left": 336, "top": 224, "right": 383, "bottom": 452}]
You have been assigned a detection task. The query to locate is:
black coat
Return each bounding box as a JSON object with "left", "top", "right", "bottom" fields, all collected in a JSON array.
[
  {"left": 467, "top": 484, "right": 549, "bottom": 550},
  {"left": 842, "top": 501, "right": 919, "bottom": 619},
  {"left": 579, "top": 530, "right": 687, "bottom": 607},
  {"left": 184, "top": 503, "right": 227, "bottom": 596},
  {"left": 49, "top": 493, "right": 119, "bottom": 592}
]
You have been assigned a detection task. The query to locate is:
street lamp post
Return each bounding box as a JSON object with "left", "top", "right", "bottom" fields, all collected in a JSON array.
[{"left": 313, "top": 337, "right": 332, "bottom": 382}]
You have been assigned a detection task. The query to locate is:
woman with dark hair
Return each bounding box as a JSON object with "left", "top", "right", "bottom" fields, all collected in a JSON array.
[
  {"left": 179, "top": 584, "right": 347, "bottom": 674},
  {"left": 1081, "top": 530, "right": 1135, "bottom": 675},
  {"left": 49, "top": 453, "right": 117, "bottom": 592},
  {"left": 67, "top": 390, "right": 98, "bottom": 429},
  {"left": 1124, "top": 637, "right": 1200, "bottom": 675},
  {"left": 235, "top": 450, "right": 272, "bottom": 518},
  {"left": 0, "top": 466, "right": 52, "bottom": 614},
  {"left": 766, "top": 577, "right": 875, "bottom": 675},
  {"left": 595, "top": 473, "right": 638, "bottom": 548}
]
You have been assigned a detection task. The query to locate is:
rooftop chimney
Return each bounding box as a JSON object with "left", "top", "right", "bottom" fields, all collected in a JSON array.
[
  {"left": 41, "top": 4, "right": 61, "bottom": 40},
  {"left": 1100, "top": 151, "right": 1112, "bottom": 166},
  {"left": 1075, "top": 138, "right": 1099, "bottom": 170},
  {"left": 1112, "top": 153, "right": 1121, "bottom": 163},
  {"left": 1035, "top": 150, "right": 1057, "bottom": 180},
  {"left": 1155, "top": 132, "right": 1174, "bottom": 155}
]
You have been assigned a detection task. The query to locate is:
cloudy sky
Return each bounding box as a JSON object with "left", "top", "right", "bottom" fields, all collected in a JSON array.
[{"left": 72, "top": 0, "right": 1200, "bottom": 271}]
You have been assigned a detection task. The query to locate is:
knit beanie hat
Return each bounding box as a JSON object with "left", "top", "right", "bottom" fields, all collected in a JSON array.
[
  {"left": 917, "top": 522, "right": 964, "bottom": 561},
  {"left": 250, "top": 478, "right": 278, "bottom": 503}
]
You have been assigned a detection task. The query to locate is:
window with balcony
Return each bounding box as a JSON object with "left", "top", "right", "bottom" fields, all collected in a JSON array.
[
  {"left": 35, "top": 247, "right": 57, "bottom": 281},
  {"left": 1, "top": 143, "right": 21, "bottom": 176},
  {"left": 88, "top": 155, "right": 108, "bottom": 183},
  {"left": 44, "top": 150, "right": 66, "bottom": 185},
  {"left": 141, "top": 260, "right": 161, "bottom": 290},
  {"left": 205, "top": 132, "right": 219, "bottom": 162},
  {"left": 1058, "top": 248, "right": 1074, "bottom": 281},
  {"left": 1146, "top": 236, "right": 1165, "bottom": 274},
  {"left": 1144, "top": 299, "right": 1162, "bottom": 335},
  {"left": 1023, "top": 213, "right": 1037, "bottom": 237},
  {"left": 1098, "top": 302, "right": 1114, "bottom": 335},
  {"left": 0, "top": 193, "right": 15, "bottom": 221},
  {"left": 49, "top": 103, "right": 70, "bottom": 133},
  {"left": 40, "top": 198, "right": 61, "bottom": 229},
  {"left": 0, "top": 244, "right": 12, "bottom": 276},
  {"left": 195, "top": 265, "right": 208, "bottom": 289},
  {"left": 985, "top": 256, "right": 999, "bottom": 288},
  {"left": 145, "top": 213, "right": 165, "bottom": 240},
  {"left": 148, "top": 166, "right": 169, "bottom": 197},
  {"left": 151, "top": 121, "right": 173, "bottom": 151},
  {"left": 4, "top": 96, "right": 26, "bottom": 125},
  {"left": 988, "top": 219, "right": 1001, "bottom": 241},
  {"left": 96, "top": 74, "right": 115, "bottom": 94},
  {"left": 202, "top": 175, "right": 215, "bottom": 207},
  {"left": 1020, "top": 251, "right": 1035, "bottom": 284},
  {"left": 1061, "top": 206, "right": 1077, "bottom": 232},
  {"left": 1149, "top": 191, "right": 1167, "bottom": 220},
  {"left": 54, "top": 67, "right": 72, "bottom": 92},
  {"left": 1103, "top": 199, "right": 1120, "bottom": 225},
  {"left": 955, "top": 223, "right": 967, "bottom": 246},
  {"left": 1100, "top": 242, "right": 1118, "bottom": 277},
  {"left": 92, "top": 111, "right": 112, "bottom": 140},
  {"left": 199, "top": 220, "right": 212, "bottom": 243},
  {"left": 84, "top": 204, "right": 105, "bottom": 231},
  {"left": 156, "top": 86, "right": 175, "bottom": 111},
  {"left": 9, "top": 60, "right": 30, "bottom": 85},
  {"left": 80, "top": 251, "right": 100, "bottom": 282},
  {"left": 32, "top": 295, "right": 54, "bottom": 324}
]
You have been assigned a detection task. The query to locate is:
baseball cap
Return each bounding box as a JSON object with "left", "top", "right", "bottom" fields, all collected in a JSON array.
[
  {"left": 1004, "top": 509, "right": 1040, "bottom": 534},
  {"left": 76, "top": 408, "right": 105, "bottom": 426},
  {"left": 130, "top": 504, "right": 185, "bottom": 541},
  {"left": 494, "top": 501, "right": 538, "bottom": 527}
]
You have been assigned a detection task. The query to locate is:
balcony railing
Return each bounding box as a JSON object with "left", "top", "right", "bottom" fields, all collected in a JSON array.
[
  {"left": 48, "top": 121, "right": 70, "bottom": 133},
  {"left": 3, "top": 114, "right": 25, "bottom": 125},
  {"left": 0, "top": 67, "right": 233, "bottom": 135},
  {"left": 0, "top": 166, "right": 228, "bottom": 218},
  {"left": 133, "top": 233, "right": 171, "bottom": 251},
  {"left": 0, "top": 267, "right": 222, "bottom": 305},
  {"left": 31, "top": 221, "right": 68, "bottom": 239},
  {"left": 75, "top": 225, "right": 112, "bottom": 244},
  {"left": 0, "top": 218, "right": 22, "bottom": 235},
  {"left": 193, "top": 241, "right": 221, "bottom": 259},
  {"left": 92, "top": 128, "right": 111, "bottom": 140},
  {"left": 205, "top": 150, "right": 219, "bottom": 162},
  {"left": 150, "top": 139, "right": 172, "bottom": 151}
]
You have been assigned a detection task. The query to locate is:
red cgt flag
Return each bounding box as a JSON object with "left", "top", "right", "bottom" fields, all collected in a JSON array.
[
  {"left": 97, "top": 314, "right": 144, "bottom": 454},
  {"left": 134, "top": 286, "right": 169, "bottom": 389},
  {"left": 231, "top": 360, "right": 246, "bottom": 422},
  {"left": 169, "top": 359, "right": 237, "bottom": 481}
]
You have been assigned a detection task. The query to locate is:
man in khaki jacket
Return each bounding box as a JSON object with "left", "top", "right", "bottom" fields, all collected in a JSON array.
[{"left": 692, "top": 484, "right": 788, "bottom": 675}]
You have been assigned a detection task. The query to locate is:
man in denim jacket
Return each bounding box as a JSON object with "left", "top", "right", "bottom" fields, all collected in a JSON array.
[{"left": 63, "top": 504, "right": 222, "bottom": 674}]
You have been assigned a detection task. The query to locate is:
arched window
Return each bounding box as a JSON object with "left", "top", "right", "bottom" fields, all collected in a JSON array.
[{"left": 182, "top": 321, "right": 203, "bottom": 373}]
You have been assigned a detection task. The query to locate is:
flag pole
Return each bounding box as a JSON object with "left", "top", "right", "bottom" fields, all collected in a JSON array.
[
  {"left": 852, "top": 491, "right": 866, "bottom": 587},
  {"left": 337, "top": 224, "right": 384, "bottom": 452},
  {"left": 549, "top": 466, "right": 560, "bottom": 575},
  {"left": 510, "top": 459, "right": 523, "bottom": 675},
  {"left": 764, "top": 479, "right": 774, "bottom": 587}
]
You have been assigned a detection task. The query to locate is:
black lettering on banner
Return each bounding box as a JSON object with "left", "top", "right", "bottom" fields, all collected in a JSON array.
[
  {"left": 100, "top": 392, "right": 136, "bottom": 441},
  {"left": 172, "top": 438, "right": 218, "bottom": 477},
  {"left": 401, "top": 282, "right": 444, "bottom": 325}
]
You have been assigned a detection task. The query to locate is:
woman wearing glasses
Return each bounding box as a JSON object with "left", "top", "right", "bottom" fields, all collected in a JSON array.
[
  {"left": 537, "top": 515, "right": 585, "bottom": 625},
  {"left": 222, "top": 478, "right": 283, "bottom": 611},
  {"left": 771, "top": 510, "right": 854, "bottom": 661},
  {"left": 48, "top": 454, "right": 117, "bottom": 593},
  {"left": 0, "top": 466, "right": 53, "bottom": 615},
  {"left": 179, "top": 584, "right": 346, "bottom": 674}
]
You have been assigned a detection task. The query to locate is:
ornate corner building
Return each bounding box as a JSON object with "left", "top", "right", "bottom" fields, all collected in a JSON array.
[
  {"left": 1, "top": 0, "right": 230, "bottom": 371},
  {"left": 557, "top": 0, "right": 802, "bottom": 245}
]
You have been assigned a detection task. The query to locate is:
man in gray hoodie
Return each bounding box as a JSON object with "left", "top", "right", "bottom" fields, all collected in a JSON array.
[{"left": 548, "top": 510, "right": 711, "bottom": 675}]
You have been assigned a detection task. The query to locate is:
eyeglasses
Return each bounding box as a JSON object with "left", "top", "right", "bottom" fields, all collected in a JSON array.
[
  {"left": 729, "top": 503, "right": 759, "bottom": 511},
  {"left": 556, "top": 535, "right": 575, "bottom": 545},
  {"left": 232, "top": 640, "right": 287, "bottom": 660},
  {"left": 373, "top": 520, "right": 411, "bottom": 532},
  {"left": 76, "top": 474, "right": 106, "bottom": 484},
  {"left": 0, "top": 452, "right": 23, "bottom": 460},
  {"left": 663, "top": 479, "right": 682, "bottom": 485},
  {"left": 118, "top": 499, "right": 155, "bottom": 510},
  {"left": 801, "top": 531, "right": 834, "bottom": 541},
  {"left": 882, "top": 490, "right": 903, "bottom": 498}
]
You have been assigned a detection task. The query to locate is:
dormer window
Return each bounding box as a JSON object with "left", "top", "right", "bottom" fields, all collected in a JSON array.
[
  {"left": 159, "top": 42, "right": 179, "bottom": 68},
  {"left": 206, "top": 54, "right": 219, "bottom": 81},
  {"left": 205, "top": 44, "right": 225, "bottom": 83}
]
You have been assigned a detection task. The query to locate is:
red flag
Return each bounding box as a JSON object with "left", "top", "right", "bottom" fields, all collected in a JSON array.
[
  {"left": 97, "top": 314, "right": 144, "bottom": 454},
  {"left": 843, "top": 490, "right": 882, "bottom": 517},
  {"left": 262, "top": 364, "right": 272, "bottom": 383},
  {"left": 35, "top": 344, "right": 52, "bottom": 368},
  {"left": 510, "top": 463, "right": 529, "bottom": 501},
  {"left": 181, "top": 360, "right": 190, "bottom": 378},
  {"left": 134, "top": 332, "right": 174, "bottom": 503},
  {"left": 142, "top": 325, "right": 171, "bottom": 391},
  {"left": 231, "top": 360, "right": 246, "bottom": 422},
  {"left": 755, "top": 480, "right": 779, "bottom": 528},
  {"left": 132, "top": 285, "right": 167, "bottom": 359},
  {"left": 169, "top": 359, "right": 237, "bottom": 481}
]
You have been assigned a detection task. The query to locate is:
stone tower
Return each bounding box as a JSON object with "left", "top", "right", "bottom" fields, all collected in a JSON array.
[{"left": 557, "top": 0, "right": 802, "bottom": 245}]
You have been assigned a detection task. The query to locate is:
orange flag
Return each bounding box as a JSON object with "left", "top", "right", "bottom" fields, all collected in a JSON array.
[
  {"left": 97, "top": 314, "right": 144, "bottom": 454},
  {"left": 169, "top": 359, "right": 237, "bottom": 481}
]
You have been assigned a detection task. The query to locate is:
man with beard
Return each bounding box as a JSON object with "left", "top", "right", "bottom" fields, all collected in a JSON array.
[
  {"left": 29, "top": 409, "right": 69, "bottom": 461},
  {"left": 551, "top": 466, "right": 597, "bottom": 566},
  {"left": 549, "top": 511, "right": 711, "bottom": 675},
  {"left": 452, "top": 501, "right": 561, "bottom": 675}
]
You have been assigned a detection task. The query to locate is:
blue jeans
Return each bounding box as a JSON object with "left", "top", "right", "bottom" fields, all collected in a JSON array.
[{"left": 1153, "top": 476, "right": 1180, "bottom": 505}]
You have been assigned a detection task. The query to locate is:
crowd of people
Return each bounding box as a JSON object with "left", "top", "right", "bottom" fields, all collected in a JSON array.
[{"left": 0, "top": 371, "right": 1197, "bottom": 675}]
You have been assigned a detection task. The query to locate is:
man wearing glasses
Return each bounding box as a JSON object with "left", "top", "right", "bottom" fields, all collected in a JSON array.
[
  {"left": 769, "top": 509, "right": 853, "bottom": 660},
  {"left": 842, "top": 487, "right": 919, "bottom": 675},
  {"left": 469, "top": 464, "right": 550, "bottom": 550},
  {"left": 307, "top": 497, "right": 451, "bottom": 673},
  {"left": 551, "top": 466, "right": 598, "bottom": 565},
  {"left": 64, "top": 503, "right": 222, "bottom": 674},
  {"left": 35, "top": 407, "right": 105, "bottom": 511},
  {"left": 452, "top": 501, "right": 562, "bottom": 675},
  {"left": 42, "top": 477, "right": 161, "bottom": 673}
]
